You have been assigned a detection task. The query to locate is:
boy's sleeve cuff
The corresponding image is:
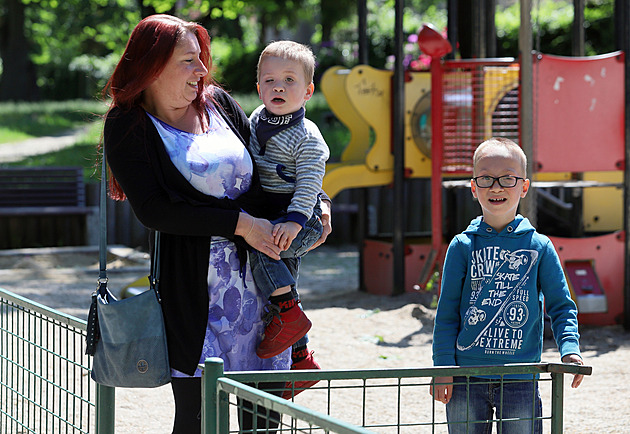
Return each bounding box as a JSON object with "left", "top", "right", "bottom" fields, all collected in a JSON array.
[
  {"left": 286, "top": 211, "right": 308, "bottom": 228},
  {"left": 559, "top": 341, "right": 581, "bottom": 359},
  {"left": 433, "top": 355, "right": 457, "bottom": 366}
]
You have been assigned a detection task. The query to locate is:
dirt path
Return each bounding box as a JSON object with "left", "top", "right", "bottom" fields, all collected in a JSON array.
[
  {"left": 0, "top": 125, "right": 91, "bottom": 163},
  {"left": 0, "top": 245, "right": 628, "bottom": 433}
]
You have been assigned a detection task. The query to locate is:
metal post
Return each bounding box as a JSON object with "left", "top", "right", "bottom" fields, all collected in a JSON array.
[
  {"left": 549, "top": 372, "right": 564, "bottom": 434},
  {"left": 485, "top": 0, "right": 497, "bottom": 58},
  {"left": 202, "top": 358, "right": 226, "bottom": 434},
  {"left": 620, "top": 0, "right": 630, "bottom": 331},
  {"left": 95, "top": 384, "right": 115, "bottom": 434},
  {"left": 430, "top": 58, "right": 444, "bottom": 267},
  {"left": 392, "top": 0, "right": 406, "bottom": 295},
  {"left": 446, "top": 0, "right": 458, "bottom": 60},
  {"left": 358, "top": 0, "right": 368, "bottom": 64},
  {"left": 572, "top": 0, "right": 585, "bottom": 57},
  {"left": 358, "top": 0, "right": 368, "bottom": 292},
  {"left": 519, "top": 0, "right": 536, "bottom": 224}
]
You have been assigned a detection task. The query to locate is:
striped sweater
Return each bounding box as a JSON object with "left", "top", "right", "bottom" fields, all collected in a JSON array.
[{"left": 249, "top": 104, "right": 329, "bottom": 226}]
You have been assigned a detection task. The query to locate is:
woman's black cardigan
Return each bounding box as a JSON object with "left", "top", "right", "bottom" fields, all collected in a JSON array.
[{"left": 104, "top": 87, "right": 268, "bottom": 375}]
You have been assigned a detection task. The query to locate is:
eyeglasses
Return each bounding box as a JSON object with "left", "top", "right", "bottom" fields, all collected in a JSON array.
[{"left": 472, "top": 175, "right": 524, "bottom": 188}]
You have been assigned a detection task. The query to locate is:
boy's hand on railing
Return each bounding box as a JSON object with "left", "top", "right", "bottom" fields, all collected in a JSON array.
[
  {"left": 562, "top": 354, "right": 585, "bottom": 388},
  {"left": 430, "top": 376, "right": 453, "bottom": 404}
]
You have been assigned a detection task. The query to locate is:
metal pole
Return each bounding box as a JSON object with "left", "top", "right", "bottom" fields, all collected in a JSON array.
[
  {"left": 572, "top": 0, "right": 585, "bottom": 56},
  {"left": 358, "top": 0, "right": 368, "bottom": 292},
  {"left": 550, "top": 372, "right": 564, "bottom": 434},
  {"left": 485, "top": 0, "right": 497, "bottom": 58},
  {"left": 95, "top": 385, "right": 115, "bottom": 434},
  {"left": 202, "top": 358, "right": 226, "bottom": 434},
  {"left": 620, "top": 0, "right": 630, "bottom": 331},
  {"left": 392, "top": 0, "right": 406, "bottom": 294},
  {"left": 519, "top": 0, "right": 536, "bottom": 224},
  {"left": 358, "top": 0, "right": 368, "bottom": 64},
  {"left": 447, "top": 0, "right": 458, "bottom": 60}
]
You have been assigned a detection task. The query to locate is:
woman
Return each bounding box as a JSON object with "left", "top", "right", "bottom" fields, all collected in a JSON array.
[{"left": 102, "top": 14, "right": 331, "bottom": 433}]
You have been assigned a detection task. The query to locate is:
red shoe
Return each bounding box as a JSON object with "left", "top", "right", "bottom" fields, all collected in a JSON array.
[
  {"left": 282, "top": 351, "right": 321, "bottom": 399},
  {"left": 256, "top": 304, "right": 312, "bottom": 359}
]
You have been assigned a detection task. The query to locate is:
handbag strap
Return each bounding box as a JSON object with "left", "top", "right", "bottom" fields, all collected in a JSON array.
[
  {"left": 98, "top": 143, "right": 108, "bottom": 294},
  {"left": 150, "top": 230, "right": 162, "bottom": 302},
  {"left": 100, "top": 138, "right": 162, "bottom": 302}
]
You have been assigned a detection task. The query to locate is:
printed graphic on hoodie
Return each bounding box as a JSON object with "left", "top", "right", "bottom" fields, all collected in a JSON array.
[{"left": 456, "top": 248, "right": 538, "bottom": 354}]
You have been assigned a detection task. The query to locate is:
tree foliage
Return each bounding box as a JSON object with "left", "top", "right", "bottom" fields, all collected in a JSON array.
[
  {"left": 496, "top": 0, "right": 615, "bottom": 57},
  {"left": 0, "top": 0, "right": 617, "bottom": 101}
]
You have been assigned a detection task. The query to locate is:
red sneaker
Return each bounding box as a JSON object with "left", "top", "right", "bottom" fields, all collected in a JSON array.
[
  {"left": 282, "top": 351, "right": 321, "bottom": 399},
  {"left": 256, "top": 304, "right": 312, "bottom": 359}
]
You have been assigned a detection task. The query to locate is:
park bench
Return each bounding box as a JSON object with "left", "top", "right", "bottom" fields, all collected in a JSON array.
[{"left": 0, "top": 166, "right": 97, "bottom": 249}]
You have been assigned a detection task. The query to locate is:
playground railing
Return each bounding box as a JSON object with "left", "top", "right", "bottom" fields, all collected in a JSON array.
[
  {"left": 0, "top": 287, "right": 115, "bottom": 433},
  {"left": 202, "top": 358, "right": 591, "bottom": 433}
]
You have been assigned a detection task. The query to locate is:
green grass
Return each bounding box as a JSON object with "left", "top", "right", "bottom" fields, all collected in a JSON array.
[
  {"left": 3, "top": 120, "right": 104, "bottom": 182},
  {"left": 0, "top": 99, "right": 107, "bottom": 143}
]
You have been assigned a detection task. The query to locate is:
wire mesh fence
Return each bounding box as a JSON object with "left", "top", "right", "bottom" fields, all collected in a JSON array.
[
  {"left": 0, "top": 286, "right": 592, "bottom": 434},
  {"left": 202, "top": 358, "right": 591, "bottom": 434},
  {"left": 0, "top": 287, "right": 114, "bottom": 434}
]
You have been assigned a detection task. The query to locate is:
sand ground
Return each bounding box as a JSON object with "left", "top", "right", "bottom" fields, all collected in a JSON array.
[{"left": 0, "top": 244, "right": 627, "bottom": 433}]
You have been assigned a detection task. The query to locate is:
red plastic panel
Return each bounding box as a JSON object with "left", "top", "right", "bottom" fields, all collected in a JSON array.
[
  {"left": 549, "top": 231, "right": 624, "bottom": 326},
  {"left": 362, "top": 238, "right": 446, "bottom": 295},
  {"left": 532, "top": 52, "right": 625, "bottom": 173}
]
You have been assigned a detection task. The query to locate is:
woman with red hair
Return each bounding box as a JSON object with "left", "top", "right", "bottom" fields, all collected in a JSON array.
[{"left": 102, "top": 14, "right": 331, "bottom": 433}]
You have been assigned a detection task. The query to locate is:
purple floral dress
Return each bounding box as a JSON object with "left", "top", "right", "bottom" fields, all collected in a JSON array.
[{"left": 147, "top": 107, "right": 291, "bottom": 376}]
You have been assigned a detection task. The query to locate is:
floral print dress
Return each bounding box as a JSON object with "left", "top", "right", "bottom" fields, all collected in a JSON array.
[{"left": 147, "top": 107, "right": 291, "bottom": 376}]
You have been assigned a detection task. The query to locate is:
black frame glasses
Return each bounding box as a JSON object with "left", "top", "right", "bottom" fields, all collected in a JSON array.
[{"left": 472, "top": 175, "right": 524, "bottom": 188}]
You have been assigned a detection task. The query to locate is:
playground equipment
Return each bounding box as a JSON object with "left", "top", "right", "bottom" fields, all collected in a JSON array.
[
  {"left": 320, "top": 65, "right": 432, "bottom": 199},
  {"left": 321, "top": 24, "right": 625, "bottom": 326},
  {"left": 532, "top": 50, "right": 625, "bottom": 326}
]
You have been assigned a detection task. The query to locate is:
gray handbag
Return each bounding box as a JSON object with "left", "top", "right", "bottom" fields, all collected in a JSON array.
[{"left": 86, "top": 146, "right": 171, "bottom": 388}]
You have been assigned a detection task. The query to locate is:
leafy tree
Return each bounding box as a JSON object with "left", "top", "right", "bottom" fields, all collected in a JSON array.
[
  {"left": 496, "top": 0, "right": 615, "bottom": 57},
  {"left": 0, "top": 0, "right": 39, "bottom": 101},
  {"left": 0, "top": 0, "right": 616, "bottom": 101}
]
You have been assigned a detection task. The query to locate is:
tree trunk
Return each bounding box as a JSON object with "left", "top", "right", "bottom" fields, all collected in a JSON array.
[{"left": 0, "top": 0, "right": 40, "bottom": 101}]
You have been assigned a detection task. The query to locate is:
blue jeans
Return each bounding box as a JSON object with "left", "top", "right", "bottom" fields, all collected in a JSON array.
[
  {"left": 446, "top": 376, "right": 542, "bottom": 434},
  {"left": 249, "top": 203, "right": 323, "bottom": 349}
]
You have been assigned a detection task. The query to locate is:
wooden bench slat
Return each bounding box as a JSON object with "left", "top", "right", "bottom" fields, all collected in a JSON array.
[
  {"left": 0, "top": 206, "right": 96, "bottom": 216},
  {"left": 0, "top": 166, "right": 87, "bottom": 209}
]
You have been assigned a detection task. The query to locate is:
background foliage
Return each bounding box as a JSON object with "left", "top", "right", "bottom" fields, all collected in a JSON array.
[{"left": 0, "top": 0, "right": 615, "bottom": 102}]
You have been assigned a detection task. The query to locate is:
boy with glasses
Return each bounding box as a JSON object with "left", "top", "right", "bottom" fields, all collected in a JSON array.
[{"left": 431, "top": 137, "right": 584, "bottom": 433}]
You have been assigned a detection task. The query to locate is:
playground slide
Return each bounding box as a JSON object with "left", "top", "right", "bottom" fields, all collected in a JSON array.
[
  {"left": 321, "top": 65, "right": 393, "bottom": 199},
  {"left": 321, "top": 65, "right": 432, "bottom": 199}
]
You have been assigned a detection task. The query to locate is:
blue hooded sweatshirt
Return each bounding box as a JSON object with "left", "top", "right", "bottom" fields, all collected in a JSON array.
[{"left": 432, "top": 215, "right": 580, "bottom": 374}]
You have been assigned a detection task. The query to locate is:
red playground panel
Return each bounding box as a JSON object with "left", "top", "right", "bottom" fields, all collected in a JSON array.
[
  {"left": 532, "top": 52, "right": 625, "bottom": 173},
  {"left": 362, "top": 239, "right": 447, "bottom": 295},
  {"left": 549, "top": 232, "right": 624, "bottom": 326}
]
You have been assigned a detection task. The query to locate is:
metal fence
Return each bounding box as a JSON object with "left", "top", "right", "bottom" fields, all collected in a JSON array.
[
  {"left": 0, "top": 286, "right": 592, "bottom": 434},
  {"left": 0, "top": 287, "right": 114, "bottom": 434},
  {"left": 203, "top": 358, "right": 591, "bottom": 434}
]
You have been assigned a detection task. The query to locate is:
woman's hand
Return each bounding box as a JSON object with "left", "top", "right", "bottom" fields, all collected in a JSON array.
[
  {"left": 236, "top": 213, "right": 281, "bottom": 260},
  {"left": 309, "top": 199, "right": 332, "bottom": 251}
]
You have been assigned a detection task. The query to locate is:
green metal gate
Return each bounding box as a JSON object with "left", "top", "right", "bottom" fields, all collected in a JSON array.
[
  {"left": 0, "top": 287, "right": 114, "bottom": 433},
  {"left": 202, "top": 358, "right": 591, "bottom": 433}
]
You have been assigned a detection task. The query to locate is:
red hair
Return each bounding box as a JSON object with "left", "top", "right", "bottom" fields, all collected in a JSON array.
[{"left": 103, "top": 14, "right": 215, "bottom": 200}]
